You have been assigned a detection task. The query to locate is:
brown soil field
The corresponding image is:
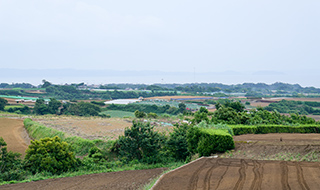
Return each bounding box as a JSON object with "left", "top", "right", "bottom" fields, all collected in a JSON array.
[
  {"left": 153, "top": 133, "right": 320, "bottom": 190},
  {"left": 0, "top": 118, "right": 31, "bottom": 157},
  {"left": 223, "top": 133, "right": 320, "bottom": 161},
  {"left": 33, "top": 116, "right": 174, "bottom": 141},
  {"left": 0, "top": 168, "right": 166, "bottom": 190},
  {"left": 152, "top": 157, "right": 320, "bottom": 190}
]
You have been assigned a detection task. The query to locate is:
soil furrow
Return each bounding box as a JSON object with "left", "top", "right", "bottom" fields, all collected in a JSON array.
[
  {"left": 295, "top": 162, "right": 310, "bottom": 190},
  {"left": 233, "top": 159, "right": 247, "bottom": 190}
]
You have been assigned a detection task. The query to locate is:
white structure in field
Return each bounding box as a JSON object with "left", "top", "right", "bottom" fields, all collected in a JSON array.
[{"left": 104, "top": 99, "right": 141, "bottom": 105}]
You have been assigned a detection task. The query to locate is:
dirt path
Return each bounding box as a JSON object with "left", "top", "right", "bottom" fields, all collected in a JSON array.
[
  {"left": 0, "top": 118, "right": 30, "bottom": 157},
  {"left": 152, "top": 158, "right": 320, "bottom": 190},
  {"left": 0, "top": 168, "right": 166, "bottom": 190}
]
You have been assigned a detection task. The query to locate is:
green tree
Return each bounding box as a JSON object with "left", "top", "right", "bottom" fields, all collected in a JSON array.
[
  {"left": 134, "top": 110, "right": 146, "bottom": 118},
  {"left": 48, "top": 98, "right": 62, "bottom": 114},
  {"left": 117, "top": 122, "right": 166, "bottom": 163},
  {"left": 0, "top": 97, "right": 8, "bottom": 111},
  {"left": 33, "top": 99, "right": 49, "bottom": 115},
  {"left": 24, "top": 136, "right": 80, "bottom": 174},
  {"left": 178, "top": 103, "right": 187, "bottom": 113},
  {"left": 166, "top": 124, "right": 190, "bottom": 161}
]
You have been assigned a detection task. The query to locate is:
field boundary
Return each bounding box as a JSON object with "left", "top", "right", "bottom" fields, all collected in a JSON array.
[{"left": 150, "top": 157, "right": 206, "bottom": 189}]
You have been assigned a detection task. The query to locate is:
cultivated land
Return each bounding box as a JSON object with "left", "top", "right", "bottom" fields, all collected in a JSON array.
[
  {"left": 0, "top": 168, "right": 166, "bottom": 190},
  {"left": 0, "top": 118, "right": 30, "bottom": 157},
  {"left": 153, "top": 133, "right": 320, "bottom": 190},
  {"left": 152, "top": 157, "right": 320, "bottom": 190},
  {"left": 33, "top": 116, "right": 174, "bottom": 141}
]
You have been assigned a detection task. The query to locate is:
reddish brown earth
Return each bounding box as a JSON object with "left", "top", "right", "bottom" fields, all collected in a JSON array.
[
  {"left": 152, "top": 157, "right": 320, "bottom": 190},
  {"left": 0, "top": 168, "right": 166, "bottom": 190},
  {"left": 0, "top": 118, "right": 30, "bottom": 157}
]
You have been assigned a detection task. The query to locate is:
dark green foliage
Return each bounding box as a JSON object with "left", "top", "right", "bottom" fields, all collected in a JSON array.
[
  {"left": 86, "top": 147, "right": 108, "bottom": 163},
  {"left": 48, "top": 98, "right": 62, "bottom": 114},
  {"left": 117, "top": 121, "right": 166, "bottom": 164},
  {"left": 62, "top": 102, "right": 101, "bottom": 116},
  {"left": 187, "top": 128, "right": 234, "bottom": 156},
  {"left": 147, "top": 112, "right": 158, "bottom": 119},
  {"left": 0, "top": 137, "right": 25, "bottom": 182},
  {"left": 166, "top": 124, "right": 190, "bottom": 161},
  {"left": 33, "top": 98, "right": 49, "bottom": 115},
  {"left": 6, "top": 105, "right": 31, "bottom": 114},
  {"left": 186, "top": 127, "right": 203, "bottom": 154},
  {"left": 24, "top": 136, "right": 80, "bottom": 174},
  {"left": 0, "top": 97, "right": 8, "bottom": 110},
  {"left": 108, "top": 103, "right": 181, "bottom": 115},
  {"left": 192, "top": 108, "right": 209, "bottom": 124},
  {"left": 196, "top": 129, "right": 234, "bottom": 156},
  {"left": 91, "top": 101, "right": 106, "bottom": 106},
  {"left": 231, "top": 125, "right": 320, "bottom": 135},
  {"left": 134, "top": 110, "right": 146, "bottom": 118},
  {"left": 265, "top": 99, "right": 320, "bottom": 115}
]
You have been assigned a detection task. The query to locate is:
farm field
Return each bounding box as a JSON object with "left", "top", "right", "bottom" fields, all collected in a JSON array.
[
  {"left": 0, "top": 118, "right": 30, "bottom": 157},
  {"left": 33, "top": 116, "right": 174, "bottom": 141},
  {"left": 153, "top": 133, "right": 320, "bottom": 190},
  {"left": 101, "top": 110, "right": 135, "bottom": 118},
  {"left": 152, "top": 157, "right": 320, "bottom": 190},
  {"left": 0, "top": 168, "right": 166, "bottom": 190}
]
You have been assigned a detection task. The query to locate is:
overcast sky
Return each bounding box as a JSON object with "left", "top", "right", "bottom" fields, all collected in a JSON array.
[{"left": 0, "top": 1, "right": 319, "bottom": 86}]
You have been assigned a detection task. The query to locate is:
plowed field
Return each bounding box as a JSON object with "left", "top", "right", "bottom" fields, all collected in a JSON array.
[
  {"left": 152, "top": 157, "right": 320, "bottom": 190},
  {"left": 0, "top": 118, "right": 30, "bottom": 157},
  {"left": 0, "top": 168, "right": 166, "bottom": 190}
]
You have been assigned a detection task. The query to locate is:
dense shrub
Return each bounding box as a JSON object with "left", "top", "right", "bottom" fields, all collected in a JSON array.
[
  {"left": 231, "top": 125, "right": 320, "bottom": 135},
  {"left": 187, "top": 127, "right": 234, "bottom": 156},
  {"left": 0, "top": 137, "right": 25, "bottom": 182},
  {"left": 134, "top": 110, "right": 146, "bottom": 118},
  {"left": 24, "top": 136, "right": 80, "bottom": 174}
]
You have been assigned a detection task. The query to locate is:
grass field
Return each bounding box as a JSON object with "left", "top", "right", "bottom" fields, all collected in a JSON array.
[{"left": 101, "top": 110, "right": 134, "bottom": 118}]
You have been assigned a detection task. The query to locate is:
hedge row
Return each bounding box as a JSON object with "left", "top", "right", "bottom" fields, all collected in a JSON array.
[
  {"left": 23, "top": 118, "right": 108, "bottom": 155},
  {"left": 231, "top": 125, "right": 320, "bottom": 135},
  {"left": 187, "top": 127, "right": 234, "bottom": 156}
]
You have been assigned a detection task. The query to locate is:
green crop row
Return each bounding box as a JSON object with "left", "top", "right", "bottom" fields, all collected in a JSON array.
[{"left": 230, "top": 124, "right": 320, "bottom": 135}]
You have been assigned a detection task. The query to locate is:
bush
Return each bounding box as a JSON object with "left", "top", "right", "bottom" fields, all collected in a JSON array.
[
  {"left": 0, "top": 137, "right": 25, "bottom": 182},
  {"left": 147, "top": 112, "right": 158, "bottom": 119},
  {"left": 196, "top": 129, "right": 234, "bottom": 156},
  {"left": 230, "top": 124, "right": 320, "bottom": 135},
  {"left": 24, "top": 136, "right": 80, "bottom": 174},
  {"left": 134, "top": 110, "right": 146, "bottom": 118},
  {"left": 187, "top": 127, "right": 234, "bottom": 156}
]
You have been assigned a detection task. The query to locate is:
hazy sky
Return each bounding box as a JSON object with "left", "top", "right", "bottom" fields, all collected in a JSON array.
[{"left": 0, "top": 1, "right": 319, "bottom": 85}]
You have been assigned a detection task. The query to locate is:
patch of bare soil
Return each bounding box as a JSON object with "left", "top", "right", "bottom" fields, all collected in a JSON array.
[
  {"left": 0, "top": 168, "right": 166, "bottom": 190},
  {"left": 33, "top": 116, "right": 133, "bottom": 141},
  {"left": 33, "top": 116, "right": 175, "bottom": 141},
  {"left": 152, "top": 157, "right": 320, "bottom": 190},
  {"left": 0, "top": 118, "right": 31, "bottom": 157},
  {"left": 224, "top": 133, "right": 320, "bottom": 161}
]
